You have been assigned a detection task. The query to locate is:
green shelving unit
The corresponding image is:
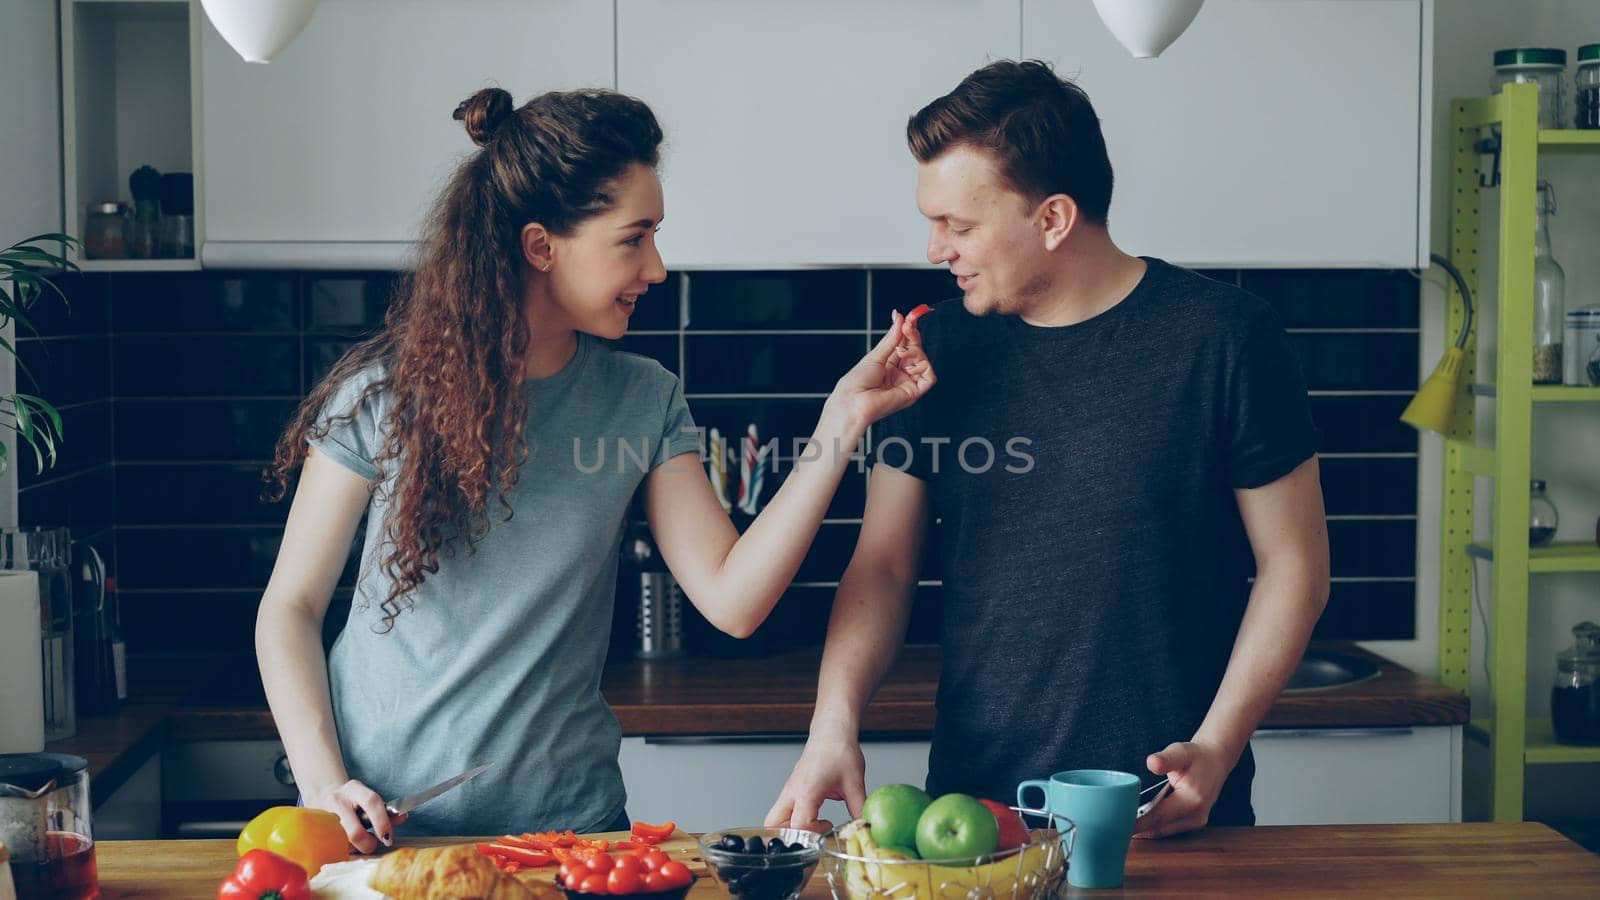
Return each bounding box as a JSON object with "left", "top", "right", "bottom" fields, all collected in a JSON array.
[{"left": 1440, "top": 82, "right": 1600, "bottom": 822}]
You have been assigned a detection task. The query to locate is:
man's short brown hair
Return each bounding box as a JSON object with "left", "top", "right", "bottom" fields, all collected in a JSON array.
[{"left": 908, "top": 60, "right": 1114, "bottom": 225}]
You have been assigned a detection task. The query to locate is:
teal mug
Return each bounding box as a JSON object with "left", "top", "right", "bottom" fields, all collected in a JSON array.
[{"left": 1017, "top": 769, "right": 1141, "bottom": 889}]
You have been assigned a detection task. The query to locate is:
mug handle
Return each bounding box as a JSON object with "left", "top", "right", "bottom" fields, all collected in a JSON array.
[{"left": 1017, "top": 780, "right": 1051, "bottom": 814}]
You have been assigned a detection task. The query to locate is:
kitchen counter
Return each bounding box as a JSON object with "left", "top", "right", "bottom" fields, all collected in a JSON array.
[
  {"left": 48, "top": 642, "right": 1467, "bottom": 804},
  {"left": 86, "top": 823, "right": 1600, "bottom": 898}
]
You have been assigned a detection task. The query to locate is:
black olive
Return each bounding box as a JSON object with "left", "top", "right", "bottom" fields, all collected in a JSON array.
[
  {"left": 788, "top": 842, "right": 806, "bottom": 853},
  {"left": 719, "top": 834, "right": 745, "bottom": 853}
]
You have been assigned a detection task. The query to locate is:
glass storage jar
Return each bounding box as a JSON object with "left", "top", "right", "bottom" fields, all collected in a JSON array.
[
  {"left": 1529, "top": 480, "right": 1559, "bottom": 547},
  {"left": 1552, "top": 622, "right": 1600, "bottom": 745},
  {"left": 1576, "top": 43, "right": 1598, "bottom": 129},
  {"left": 1493, "top": 47, "right": 1567, "bottom": 129}
]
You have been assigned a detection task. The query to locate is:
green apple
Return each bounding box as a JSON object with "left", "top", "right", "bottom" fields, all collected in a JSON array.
[
  {"left": 860, "top": 783, "right": 933, "bottom": 851},
  {"left": 914, "top": 793, "right": 1000, "bottom": 864}
]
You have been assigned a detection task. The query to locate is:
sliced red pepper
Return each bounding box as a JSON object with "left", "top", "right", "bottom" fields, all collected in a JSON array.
[
  {"left": 630, "top": 821, "right": 676, "bottom": 842},
  {"left": 572, "top": 838, "right": 610, "bottom": 853},
  {"left": 906, "top": 303, "right": 933, "bottom": 325},
  {"left": 613, "top": 841, "right": 642, "bottom": 851},
  {"left": 482, "top": 844, "right": 554, "bottom": 868}
]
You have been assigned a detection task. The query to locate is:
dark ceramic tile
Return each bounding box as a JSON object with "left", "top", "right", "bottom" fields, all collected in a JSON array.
[
  {"left": 1309, "top": 396, "right": 1417, "bottom": 453},
  {"left": 1328, "top": 520, "right": 1416, "bottom": 578},
  {"left": 113, "top": 272, "right": 297, "bottom": 332},
  {"left": 115, "top": 527, "right": 283, "bottom": 590},
  {"left": 117, "top": 463, "right": 285, "bottom": 526},
  {"left": 307, "top": 275, "right": 398, "bottom": 334},
  {"left": 120, "top": 592, "right": 261, "bottom": 655},
  {"left": 17, "top": 336, "right": 110, "bottom": 406},
  {"left": 1311, "top": 580, "right": 1415, "bottom": 641},
  {"left": 1241, "top": 270, "right": 1420, "bottom": 328},
  {"left": 15, "top": 400, "right": 112, "bottom": 488},
  {"left": 1286, "top": 333, "right": 1417, "bottom": 391},
  {"left": 17, "top": 466, "right": 114, "bottom": 536},
  {"left": 1320, "top": 458, "right": 1417, "bottom": 516},
  {"left": 116, "top": 335, "right": 299, "bottom": 396},
  {"left": 612, "top": 334, "right": 679, "bottom": 375},
  {"left": 685, "top": 334, "right": 864, "bottom": 393},
  {"left": 115, "top": 399, "right": 299, "bottom": 461},
  {"left": 306, "top": 339, "right": 354, "bottom": 388},
  {"left": 686, "top": 398, "right": 834, "bottom": 461},
  {"left": 871, "top": 270, "right": 959, "bottom": 326},
  {"left": 687, "top": 271, "right": 866, "bottom": 330},
  {"left": 23, "top": 272, "right": 109, "bottom": 338},
  {"left": 628, "top": 272, "right": 681, "bottom": 331}
]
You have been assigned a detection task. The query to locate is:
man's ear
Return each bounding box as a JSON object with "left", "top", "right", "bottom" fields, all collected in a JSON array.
[
  {"left": 1038, "top": 194, "right": 1081, "bottom": 252},
  {"left": 521, "top": 222, "right": 555, "bottom": 272}
]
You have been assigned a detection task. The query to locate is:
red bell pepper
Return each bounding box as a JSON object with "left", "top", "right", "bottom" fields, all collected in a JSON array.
[
  {"left": 906, "top": 303, "right": 933, "bottom": 325},
  {"left": 217, "top": 849, "right": 311, "bottom": 900}
]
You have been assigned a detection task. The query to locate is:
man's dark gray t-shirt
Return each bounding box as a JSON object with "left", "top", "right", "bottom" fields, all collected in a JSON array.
[{"left": 876, "top": 258, "right": 1318, "bottom": 821}]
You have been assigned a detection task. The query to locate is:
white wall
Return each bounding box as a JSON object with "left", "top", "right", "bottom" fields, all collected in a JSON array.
[
  {"left": 1367, "top": 0, "right": 1600, "bottom": 820},
  {"left": 0, "top": 0, "right": 64, "bottom": 529}
]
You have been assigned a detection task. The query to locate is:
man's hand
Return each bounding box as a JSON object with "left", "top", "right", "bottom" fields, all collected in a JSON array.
[
  {"left": 1132, "top": 739, "right": 1236, "bottom": 839},
  {"left": 765, "top": 734, "right": 867, "bottom": 833}
]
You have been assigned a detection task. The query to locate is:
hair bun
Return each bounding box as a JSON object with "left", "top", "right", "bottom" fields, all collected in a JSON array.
[{"left": 453, "top": 87, "right": 515, "bottom": 148}]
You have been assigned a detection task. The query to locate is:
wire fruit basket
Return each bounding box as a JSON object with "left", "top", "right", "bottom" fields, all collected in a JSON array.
[{"left": 820, "top": 808, "right": 1072, "bottom": 900}]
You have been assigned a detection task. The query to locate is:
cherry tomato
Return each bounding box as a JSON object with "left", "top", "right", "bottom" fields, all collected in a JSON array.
[
  {"left": 639, "top": 850, "right": 669, "bottom": 871},
  {"left": 607, "top": 866, "right": 644, "bottom": 894},
  {"left": 641, "top": 872, "right": 668, "bottom": 892},
  {"left": 579, "top": 873, "right": 611, "bottom": 895},
  {"left": 657, "top": 861, "right": 693, "bottom": 889},
  {"left": 585, "top": 854, "right": 616, "bottom": 875},
  {"left": 564, "top": 870, "right": 586, "bottom": 891},
  {"left": 612, "top": 855, "right": 647, "bottom": 875}
]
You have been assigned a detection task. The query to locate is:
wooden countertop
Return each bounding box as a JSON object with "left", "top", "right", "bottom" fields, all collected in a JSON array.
[
  {"left": 87, "top": 823, "right": 1600, "bottom": 898},
  {"left": 49, "top": 642, "right": 1467, "bottom": 803}
]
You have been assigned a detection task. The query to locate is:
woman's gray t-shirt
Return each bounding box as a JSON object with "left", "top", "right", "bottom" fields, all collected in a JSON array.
[{"left": 308, "top": 334, "right": 699, "bottom": 835}]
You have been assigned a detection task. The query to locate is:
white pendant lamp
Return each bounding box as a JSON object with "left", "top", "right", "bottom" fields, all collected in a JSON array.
[
  {"left": 201, "top": 0, "right": 321, "bottom": 64},
  {"left": 1090, "top": 0, "right": 1206, "bottom": 59}
]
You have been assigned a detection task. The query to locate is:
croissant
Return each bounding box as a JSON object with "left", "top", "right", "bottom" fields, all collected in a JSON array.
[{"left": 369, "top": 845, "right": 559, "bottom": 900}]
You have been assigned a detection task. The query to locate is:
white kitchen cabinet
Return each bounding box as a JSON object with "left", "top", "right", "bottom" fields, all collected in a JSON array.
[
  {"left": 199, "top": 0, "right": 614, "bottom": 265},
  {"left": 618, "top": 736, "right": 931, "bottom": 832},
  {"left": 1024, "top": 0, "right": 1429, "bottom": 267},
  {"left": 617, "top": 0, "right": 1020, "bottom": 268},
  {"left": 1250, "top": 726, "right": 1462, "bottom": 825}
]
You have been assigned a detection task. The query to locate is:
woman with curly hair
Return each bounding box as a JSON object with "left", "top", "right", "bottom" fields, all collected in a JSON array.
[{"left": 255, "top": 86, "right": 934, "bottom": 850}]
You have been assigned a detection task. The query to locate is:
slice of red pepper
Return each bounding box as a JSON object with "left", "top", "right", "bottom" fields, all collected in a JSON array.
[
  {"left": 477, "top": 843, "right": 555, "bottom": 868},
  {"left": 906, "top": 303, "right": 933, "bottom": 325},
  {"left": 630, "top": 821, "right": 676, "bottom": 842}
]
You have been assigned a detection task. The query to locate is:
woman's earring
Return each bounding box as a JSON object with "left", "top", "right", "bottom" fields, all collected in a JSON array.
[{"left": 541, "top": 263, "right": 552, "bottom": 273}]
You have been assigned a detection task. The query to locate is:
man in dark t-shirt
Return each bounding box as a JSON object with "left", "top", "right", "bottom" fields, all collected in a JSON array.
[{"left": 767, "top": 61, "right": 1330, "bottom": 839}]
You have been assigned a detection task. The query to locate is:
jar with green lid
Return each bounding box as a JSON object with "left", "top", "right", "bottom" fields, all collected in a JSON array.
[
  {"left": 1577, "top": 43, "right": 1599, "bottom": 129},
  {"left": 1492, "top": 47, "right": 1567, "bottom": 129}
]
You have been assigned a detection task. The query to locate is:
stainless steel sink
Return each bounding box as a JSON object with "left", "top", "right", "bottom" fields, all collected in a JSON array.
[{"left": 1282, "top": 651, "right": 1381, "bottom": 693}]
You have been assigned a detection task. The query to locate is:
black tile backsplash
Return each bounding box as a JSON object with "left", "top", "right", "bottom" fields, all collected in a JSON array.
[
  {"left": 14, "top": 263, "right": 1420, "bottom": 688},
  {"left": 116, "top": 336, "right": 300, "bottom": 397},
  {"left": 688, "top": 271, "right": 866, "bottom": 329},
  {"left": 686, "top": 333, "right": 864, "bottom": 393},
  {"left": 115, "top": 398, "right": 298, "bottom": 461}
]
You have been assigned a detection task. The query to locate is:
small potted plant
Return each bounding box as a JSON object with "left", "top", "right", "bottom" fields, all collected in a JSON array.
[{"left": 0, "top": 232, "right": 77, "bottom": 474}]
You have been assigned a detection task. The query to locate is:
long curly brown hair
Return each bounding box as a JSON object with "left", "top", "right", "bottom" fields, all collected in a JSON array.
[{"left": 265, "top": 86, "right": 663, "bottom": 632}]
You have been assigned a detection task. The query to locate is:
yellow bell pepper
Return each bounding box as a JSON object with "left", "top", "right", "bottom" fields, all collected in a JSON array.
[{"left": 236, "top": 806, "right": 350, "bottom": 877}]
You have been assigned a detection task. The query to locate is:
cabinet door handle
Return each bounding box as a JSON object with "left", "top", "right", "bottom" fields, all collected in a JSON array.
[{"left": 1252, "top": 727, "right": 1415, "bottom": 739}]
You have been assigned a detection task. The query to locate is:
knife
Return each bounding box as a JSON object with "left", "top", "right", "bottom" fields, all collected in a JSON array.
[{"left": 358, "top": 763, "right": 491, "bottom": 827}]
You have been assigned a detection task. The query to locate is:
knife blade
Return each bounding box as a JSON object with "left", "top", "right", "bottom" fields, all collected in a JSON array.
[{"left": 387, "top": 763, "right": 491, "bottom": 816}]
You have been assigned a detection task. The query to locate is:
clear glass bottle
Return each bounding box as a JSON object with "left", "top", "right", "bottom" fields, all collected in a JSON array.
[
  {"left": 81, "top": 203, "right": 127, "bottom": 260},
  {"left": 1552, "top": 621, "right": 1600, "bottom": 745},
  {"left": 1532, "top": 181, "right": 1565, "bottom": 384},
  {"left": 1492, "top": 47, "right": 1567, "bottom": 129},
  {"left": 1530, "top": 479, "right": 1559, "bottom": 547},
  {"left": 1576, "top": 44, "right": 1599, "bottom": 129}
]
